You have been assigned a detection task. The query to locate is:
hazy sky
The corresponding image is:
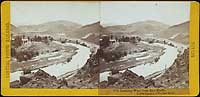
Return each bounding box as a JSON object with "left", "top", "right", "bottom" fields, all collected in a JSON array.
[
  {"left": 11, "top": 1, "right": 190, "bottom": 26},
  {"left": 101, "top": 1, "right": 190, "bottom": 26},
  {"left": 11, "top": 1, "right": 100, "bottom": 26}
]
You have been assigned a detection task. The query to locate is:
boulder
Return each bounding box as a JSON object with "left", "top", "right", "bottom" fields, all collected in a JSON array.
[
  {"left": 20, "top": 74, "right": 34, "bottom": 85},
  {"left": 122, "top": 69, "right": 138, "bottom": 79},
  {"left": 34, "top": 69, "right": 50, "bottom": 78},
  {"left": 111, "top": 69, "right": 119, "bottom": 75},
  {"left": 108, "top": 76, "right": 119, "bottom": 85},
  {"left": 60, "top": 78, "right": 68, "bottom": 86},
  {"left": 10, "top": 80, "right": 20, "bottom": 88},
  {"left": 107, "top": 74, "right": 121, "bottom": 85}
]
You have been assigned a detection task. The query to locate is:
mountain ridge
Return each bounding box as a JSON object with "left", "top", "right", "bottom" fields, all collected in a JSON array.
[{"left": 17, "top": 20, "right": 82, "bottom": 33}]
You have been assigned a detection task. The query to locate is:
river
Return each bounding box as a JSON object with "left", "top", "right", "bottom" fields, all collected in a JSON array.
[{"left": 10, "top": 41, "right": 91, "bottom": 82}]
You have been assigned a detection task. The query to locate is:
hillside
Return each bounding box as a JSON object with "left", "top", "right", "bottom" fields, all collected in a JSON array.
[
  {"left": 104, "top": 20, "right": 189, "bottom": 44},
  {"left": 72, "top": 21, "right": 111, "bottom": 44},
  {"left": 161, "top": 21, "right": 189, "bottom": 44},
  {"left": 18, "top": 20, "right": 81, "bottom": 33},
  {"left": 11, "top": 24, "right": 23, "bottom": 34},
  {"left": 105, "top": 20, "right": 169, "bottom": 36},
  {"left": 71, "top": 21, "right": 102, "bottom": 38}
]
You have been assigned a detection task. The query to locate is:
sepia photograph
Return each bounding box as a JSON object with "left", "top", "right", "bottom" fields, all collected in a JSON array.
[
  {"left": 10, "top": 1, "right": 190, "bottom": 89},
  {"left": 99, "top": 1, "right": 190, "bottom": 88},
  {"left": 10, "top": 1, "right": 100, "bottom": 88}
]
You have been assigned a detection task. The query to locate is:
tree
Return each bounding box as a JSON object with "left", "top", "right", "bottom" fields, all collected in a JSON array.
[
  {"left": 130, "top": 37, "right": 136, "bottom": 43},
  {"left": 136, "top": 36, "right": 141, "bottom": 42},
  {"left": 26, "top": 51, "right": 33, "bottom": 60},
  {"left": 14, "top": 36, "right": 23, "bottom": 47},
  {"left": 27, "top": 36, "right": 30, "bottom": 41},
  {"left": 115, "top": 37, "right": 118, "bottom": 42},
  {"left": 75, "top": 40, "right": 79, "bottom": 44},
  {"left": 96, "top": 48, "right": 104, "bottom": 58},
  {"left": 34, "top": 35, "right": 37, "bottom": 41},
  {"left": 37, "top": 36, "right": 42, "bottom": 41},
  {"left": 22, "top": 35, "right": 25, "bottom": 39},
  {"left": 49, "top": 37, "right": 53, "bottom": 41},
  {"left": 123, "top": 51, "right": 127, "bottom": 56},
  {"left": 110, "top": 35, "right": 113, "bottom": 39},
  {"left": 11, "top": 48, "right": 16, "bottom": 57},
  {"left": 16, "top": 52, "right": 24, "bottom": 62}
]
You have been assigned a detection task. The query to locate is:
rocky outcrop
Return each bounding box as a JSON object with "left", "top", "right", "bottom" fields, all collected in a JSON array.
[
  {"left": 99, "top": 69, "right": 155, "bottom": 88},
  {"left": 10, "top": 69, "right": 68, "bottom": 88},
  {"left": 19, "top": 74, "right": 33, "bottom": 85}
]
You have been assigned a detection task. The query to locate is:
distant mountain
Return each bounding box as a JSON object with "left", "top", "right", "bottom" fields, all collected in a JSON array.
[
  {"left": 161, "top": 21, "right": 189, "bottom": 44},
  {"left": 104, "top": 20, "right": 189, "bottom": 44},
  {"left": 105, "top": 20, "right": 170, "bottom": 36},
  {"left": 12, "top": 20, "right": 189, "bottom": 44},
  {"left": 104, "top": 25, "right": 128, "bottom": 33},
  {"left": 18, "top": 20, "right": 81, "bottom": 33},
  {"left": 11, "top": 24, "right": 23, "bottom": 34},
  {"left": 127, "top": 20, "right": 170, "bottom": 33},
  {"left": 11, "top": 21, "right": 111, "bottom": 44}
]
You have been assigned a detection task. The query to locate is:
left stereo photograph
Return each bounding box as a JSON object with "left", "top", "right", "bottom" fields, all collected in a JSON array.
[{"left": 10, "top": 1, "right": 100, "bottom": 88}]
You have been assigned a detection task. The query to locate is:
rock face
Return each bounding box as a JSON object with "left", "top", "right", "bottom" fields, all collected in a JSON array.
[
  {"left": 99, "top": 69, "right": 155, "bottom": 88},
  {"left": 10, "top": 69, "right": 68, "bottom": 88}
]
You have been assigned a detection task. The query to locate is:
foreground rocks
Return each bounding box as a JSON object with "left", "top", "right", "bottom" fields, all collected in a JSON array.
[
  {"left": 10, "top": 69, "right": 68, "bottom": 88},
  {"left": 99, "top": 69, "right": 155, "bottom": 88}
]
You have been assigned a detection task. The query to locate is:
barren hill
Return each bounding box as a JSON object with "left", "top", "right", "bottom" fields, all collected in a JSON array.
[
  {"left": 18, "top": 20, "right": 81, "bottom": 33},
  {"left": 105, "top": 20, "right": 169, "bottom": 36},
  {"left": 72, "top": 21, "right": 111, "bottom": 44},
  {"left": 71, "top": 21, "right": 102, "bottom": 38},
  {"left": 11, "top": 24, "right": 23, "bottom": 35},
  {"left": 161, "top": 21, "right": 189, "bottom": 44}
]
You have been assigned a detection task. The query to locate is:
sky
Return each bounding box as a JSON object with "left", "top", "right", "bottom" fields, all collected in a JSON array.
[
  {"left": 101, "top": 1, "right": 190, "bottom": 26},
  {"left": 11, "top": 1, "right": 190, "bottom": 26},
  {"left": 11, "top": 1, "right": 100, "bottom": 26}
]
